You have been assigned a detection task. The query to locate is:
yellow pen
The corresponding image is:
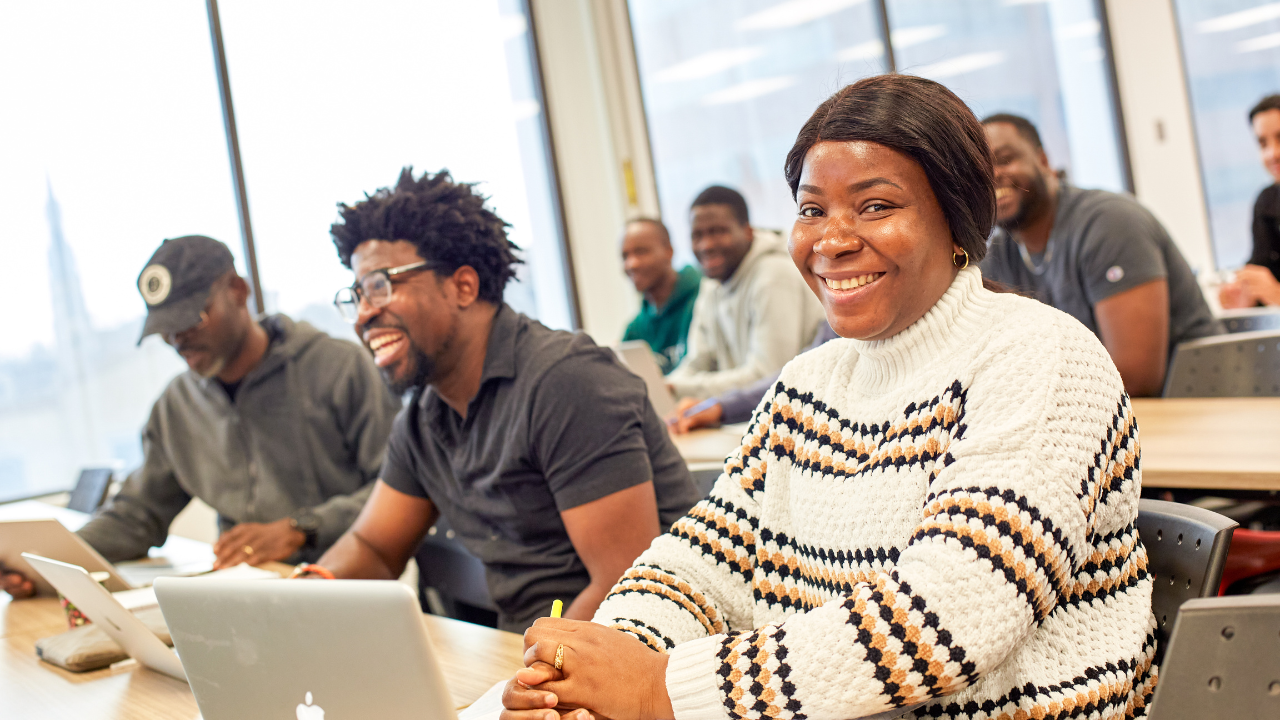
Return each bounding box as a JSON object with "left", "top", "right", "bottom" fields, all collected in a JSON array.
[{"left": 551, "top": 599, "right": 566, "bottom": 671}]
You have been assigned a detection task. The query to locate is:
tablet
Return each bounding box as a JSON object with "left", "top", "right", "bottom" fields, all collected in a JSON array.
[
  {"left": 0, "top": 519, "right": 131, "bottom": 596},
  {"left": 23, "top": 553, "right": 185, "bottom": 681}
]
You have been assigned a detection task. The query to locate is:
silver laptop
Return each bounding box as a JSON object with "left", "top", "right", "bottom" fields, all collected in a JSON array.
[
  {"left": 154, "top": 577, "right": 458, "bottom": 720},
  {"left": 2, "top": 520, "right": 131, "bottom": 595},
  {"left": 23, "top": 553, "right": 186, "bottom": 681},
  {"left": 614, "top": 340, "right": 678, "bottom": 417}
]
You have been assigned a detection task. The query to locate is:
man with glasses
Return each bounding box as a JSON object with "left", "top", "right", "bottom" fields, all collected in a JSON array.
[
  {"left": 303, "top": 168, "right": 700, "bottom": 632},
  {"left": 1, "top": 235, "right": 400, "bottom": 599}
]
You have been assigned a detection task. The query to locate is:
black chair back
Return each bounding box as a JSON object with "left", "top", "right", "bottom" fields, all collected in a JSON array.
[
  {"left": 415, "top": 517, "right": 498, "bottom": 624},
  {"left": 1147, "top": 594, "right": 1280, "bottom": 719},
  {"left": 1136, "top": 499, "right": 1237, "bottom": 665},
  {"left": 66, "top": 468, "right": 113, "bottom": 514},
  {"left": 689, "top": 465, "right": 721, "bottom": 498}
]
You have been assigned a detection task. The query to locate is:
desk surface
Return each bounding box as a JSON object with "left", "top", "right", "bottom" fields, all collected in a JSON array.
[
  {"left": 1129, "top": 397, "right": 1280, "bottom": 491},
  {"left": 0, "top": 571, "right": 524, "bottom": 719},
  {"left": 673, "top": 398, "right": 1280, "bottom": 492}
]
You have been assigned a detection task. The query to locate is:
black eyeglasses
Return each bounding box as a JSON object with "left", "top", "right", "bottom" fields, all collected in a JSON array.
[{"left": 333, "top": 261, "right": 433, "bottom": 322}]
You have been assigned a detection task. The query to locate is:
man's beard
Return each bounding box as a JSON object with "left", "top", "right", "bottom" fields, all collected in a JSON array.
[
  {"left": 997, "top": 170, "right": 1050, "bottom": 232},
  {"left": 384, "top": 342, "right": 435, "bottom": 395}
]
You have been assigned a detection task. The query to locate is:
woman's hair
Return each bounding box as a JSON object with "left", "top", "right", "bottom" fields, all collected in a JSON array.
[
  {"left": 784, "top": 74, "right": 995, "bottom": 262},
  {"left": 330, "top": 167, "right": 521, "bottom": 304}
]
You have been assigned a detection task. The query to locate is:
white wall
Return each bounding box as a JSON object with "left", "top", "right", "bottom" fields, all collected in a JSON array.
[{"left": 1104, "top": 0, "right": 1216, "bottom": 276}]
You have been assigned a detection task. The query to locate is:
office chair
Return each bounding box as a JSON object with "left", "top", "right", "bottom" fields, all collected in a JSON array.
[
  {"left": 66, "top": 468, "right": 113, "bottom": 514},
  {"left": 1163, "top": 329, "right": 1280, "bottom": 397},
  {"left": 689, "top": 465, "right": 722, "bottom": 497},
  {"left": 1135, "top": 499, "right": 1237, "bottom": 665},
  {"left": 1146, "top": 594, "right": 1280, "bottom": 719},
  {"left": 1218, "top": 528, "right": 1280, "bottom": 595},
  {"left": 1220, "top": 309, "right": 1280, "bottom": 334},
  {"left": 415, "top": 517, "right": 499, "bottom": 627}
]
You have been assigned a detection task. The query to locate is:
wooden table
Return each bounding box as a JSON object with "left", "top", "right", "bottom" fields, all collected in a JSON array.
[
  {"left": 672, "top": 399, "right": 1280, "bottom": 492},
  {"left": 0, "top": 573, "right": 524, "bottom": 719},
  {"left": 1130, "top": 397, "right": 1280, "bottom": 491}
]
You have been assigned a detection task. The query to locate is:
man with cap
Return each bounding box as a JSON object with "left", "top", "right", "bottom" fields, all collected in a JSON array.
[{"left": 0, "top": 235, "right": 400, "bottom": 599}]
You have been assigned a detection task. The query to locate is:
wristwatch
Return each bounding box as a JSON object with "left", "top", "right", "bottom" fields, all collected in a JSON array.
[{"left": 288, "top": 509, "right": 322, "bottom": 548}]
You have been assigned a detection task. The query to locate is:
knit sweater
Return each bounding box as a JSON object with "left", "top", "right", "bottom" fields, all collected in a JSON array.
[{"left": 594, "top": 266, "right": 1156, "bottom": 720}]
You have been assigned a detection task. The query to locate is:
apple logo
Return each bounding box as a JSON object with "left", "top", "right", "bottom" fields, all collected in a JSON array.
[{"left": 296, "top": 691, "right": 325, "bottom": 720}]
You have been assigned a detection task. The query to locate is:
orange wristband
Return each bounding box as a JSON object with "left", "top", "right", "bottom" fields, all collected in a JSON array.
[{"left": 288, "top": 563, "right": 335, "bottom": 580}]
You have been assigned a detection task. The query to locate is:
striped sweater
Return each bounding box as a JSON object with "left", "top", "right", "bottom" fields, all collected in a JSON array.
[{"left": 594, "top": 266, "right": 1156, "bottom": 720}]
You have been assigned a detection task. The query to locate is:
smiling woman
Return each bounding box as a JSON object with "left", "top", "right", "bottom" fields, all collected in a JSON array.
[{"left": 500, "top": 74, "right": 1156, "bottom": 720}]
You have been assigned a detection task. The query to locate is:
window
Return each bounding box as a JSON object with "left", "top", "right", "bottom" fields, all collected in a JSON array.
[
  {"left": 886, "top": 0, "right": 1127, "bottom": 194},
  {"left": 1173, "top": 0, "right": 1280, "bottom": 269},
  {"left": 629, "top": 0, "right": 1129, "bottom": 267},
  {"left": 628, "top": 0, "right": 887, "bottom": 266},
  {"left": 0, "top": 2, "right": 242, "bottom": 502},
  {"left": 0, "top": 0, "right": 574, "bottom": 503},
  {"left": 218, "top": 0, "right": 574, "bottom": 338}
]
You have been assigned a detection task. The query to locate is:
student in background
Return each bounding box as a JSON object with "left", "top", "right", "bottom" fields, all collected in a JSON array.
[
  {"left": 619, "top": 218, "right": 701, "bottom": 374},
  {"left": 299, "top": 169, "right": 700, "bottom": 633},
  {"left": 665, "top": 185, "right": 825, "bottom": 400},
  {"left": 1, "top": 235, "right": 400, "bottom": 599},
  {"left": 668, "top": 320, "right": 837, "bottom": 433},
  {"left": 981, "top": 113, "right": 1221, "bottom": 397},
  {"left": 1220, "top": 94, "right": 1280, "bottom": 308}
]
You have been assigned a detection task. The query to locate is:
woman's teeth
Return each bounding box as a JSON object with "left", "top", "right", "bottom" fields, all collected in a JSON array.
[
  {"left": 824, "top": 273, "right": 883, "bottom": 291},
  {"left": 995, "top": 187, "right": 1014, "bottom": 200}
]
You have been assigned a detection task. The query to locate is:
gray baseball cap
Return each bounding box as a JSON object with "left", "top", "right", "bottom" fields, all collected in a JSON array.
[{"left": 136, "top": 235, "right": 235, "bottom": 345}]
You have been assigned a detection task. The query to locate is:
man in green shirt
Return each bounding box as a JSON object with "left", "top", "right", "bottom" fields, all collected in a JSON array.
[{"left": 620, "top": 218, "right": 701, "bottom": 373}]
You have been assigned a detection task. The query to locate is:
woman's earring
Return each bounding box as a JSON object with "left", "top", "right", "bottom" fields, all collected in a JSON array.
[{"left": 952, "top": 248, "right": 970, "bottom": 269}]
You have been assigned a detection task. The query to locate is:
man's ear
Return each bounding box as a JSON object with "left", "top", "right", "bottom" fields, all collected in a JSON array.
[
  {"left": 448, "top": 265, "right": 482, "bottom": 308},
  {"left": 226, "top": 275, "right": 251, "bottom": 307},
  {"left": 1036, "top": 147, "right": 1052, "bottom": 171}
]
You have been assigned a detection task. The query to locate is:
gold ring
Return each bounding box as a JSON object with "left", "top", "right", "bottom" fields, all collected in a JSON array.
[
  {"left": 242, "top": 545, "right": 254, "bottom": 556},
  {"left": 553, "top": 643, "right": 564, "bottom": 671}
]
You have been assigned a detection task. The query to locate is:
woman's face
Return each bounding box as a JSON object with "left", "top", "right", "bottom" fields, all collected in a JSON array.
[{"left": 790, "top": 140, "right": 962, "bottom": 341}]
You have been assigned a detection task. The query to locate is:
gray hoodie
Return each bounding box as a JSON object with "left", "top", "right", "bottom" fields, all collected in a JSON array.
[
  {"left": 667, "top": 229, "right": 826, "bottom": 399},
  {"left": 77, "top": 315, "right": 401, "bottom": 563}
]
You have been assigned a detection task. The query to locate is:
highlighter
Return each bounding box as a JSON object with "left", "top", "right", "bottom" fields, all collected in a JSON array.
[{"left": 551, "top": 599, "right": 563, "bottom": 618}]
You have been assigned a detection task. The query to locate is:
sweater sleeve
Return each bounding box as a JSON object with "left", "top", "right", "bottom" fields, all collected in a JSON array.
[
  {"left": 610, "top": 316, "right": 1137, "bottom": 720},
  {"left": 592, "top": 389, "right": 776, "bottom": 652},
  {"left": 77, "top": 403, "right": 192, "bottom": 562},
  {"left": 303, "top": 345, "right": 402, "bottom": 555}
]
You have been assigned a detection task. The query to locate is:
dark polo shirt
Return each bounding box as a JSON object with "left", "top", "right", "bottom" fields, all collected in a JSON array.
[{"left": 380, "top": 304, "right": 699, "bottom": 632}]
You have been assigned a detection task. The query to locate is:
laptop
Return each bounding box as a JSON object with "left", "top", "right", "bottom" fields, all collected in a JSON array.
[
  {"left": 154, "top": 577, "right": 458, "bottom": 720},
  {"left": 22, "top": 553, "right": 187, "bottom": 681},
  {"left": 614, "top": 340, "right": 679, "bottom": 417},
  {"left": 1, "top": 520, "right": 131, "bottom": 595}
]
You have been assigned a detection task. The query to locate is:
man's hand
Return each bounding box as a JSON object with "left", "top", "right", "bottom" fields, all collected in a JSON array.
[
  {"left": 0, "top": 564, "right": 35, "bottom": 599},
  {"left": 1237, "top": 264, "right": 1280, "bottom": 306},
  {"left": 666, "top": 397, "right": 723, "bottom": 435},
  {"left": 212, "top": 518, "right": 306, "bottom": 570},
  {"left": 1219, "top": 278, "right": 1255, "bottom": 309}
]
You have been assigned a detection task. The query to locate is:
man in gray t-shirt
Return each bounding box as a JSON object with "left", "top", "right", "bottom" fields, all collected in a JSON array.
[
  {"left": 308, "top": 169, "right": 700, "bottom": 632},
  {"left": 981, "top": 114, "right": 1221, "bottom": 396}
]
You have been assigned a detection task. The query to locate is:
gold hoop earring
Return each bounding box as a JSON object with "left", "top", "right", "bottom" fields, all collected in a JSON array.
[{"left": 952, "top": 248, "right": 970, "bottom": 270}]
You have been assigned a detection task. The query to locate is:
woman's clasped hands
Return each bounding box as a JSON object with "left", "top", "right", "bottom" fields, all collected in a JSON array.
[{"left": 500, "top": 617, "right": 675, "bottom": 720}]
